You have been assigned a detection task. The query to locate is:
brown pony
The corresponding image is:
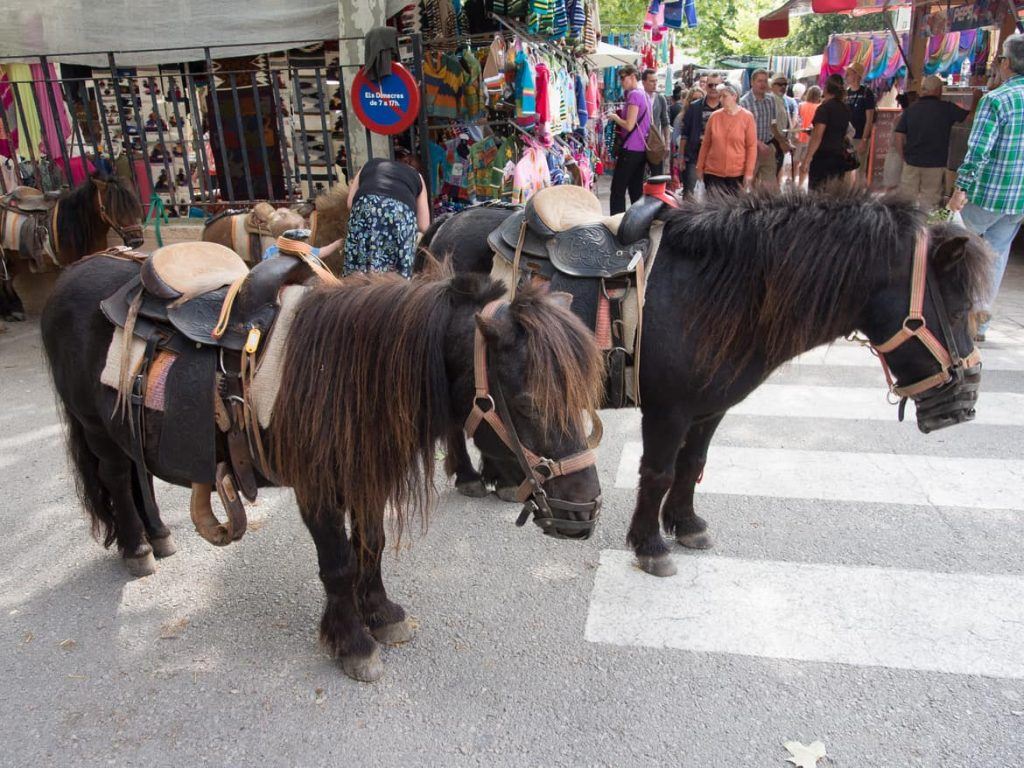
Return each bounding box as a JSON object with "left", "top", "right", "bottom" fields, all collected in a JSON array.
[
  {"left": 42, "top": 258, "right": 603, "bottom": 682},
  {"left": 200, "top": 183, "right": 351, "bottom": 271},
  {"left": 0, "top": 175, "right": 143, "bottom": 321}
]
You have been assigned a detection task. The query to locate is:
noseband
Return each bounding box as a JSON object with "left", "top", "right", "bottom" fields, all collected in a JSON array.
[
  {"left": 97, "top": 188, "right": 144, "bottom": 245},
  {"left": 870, "top": 230, "right": 981, "bottom": 431},
  {"left": 464, "top": 299, "right": 600, "bottom": 539}
]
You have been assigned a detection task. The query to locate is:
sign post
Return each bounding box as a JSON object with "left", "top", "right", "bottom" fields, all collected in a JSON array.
[{"left": 350, "top": 62, "right": 421, "bottom": 136}]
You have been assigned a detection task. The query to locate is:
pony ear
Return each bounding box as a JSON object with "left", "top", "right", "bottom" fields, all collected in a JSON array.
[
  {"left": 548, "top": 291, "right": 573, "bottom": 311},
  {"left": 475, "top": 311, "right": 514, "bottom": 348},
  {"left": 931, "top": 234, "right": 969, "bottom": 271}
]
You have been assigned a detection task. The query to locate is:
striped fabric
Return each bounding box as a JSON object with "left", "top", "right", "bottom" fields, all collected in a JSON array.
[
  {"left": 957, "top": 75, "right": 1024, "bottom": 214},
  {"left": 739, "top": 91, "right": 778, "bottom": 144}
]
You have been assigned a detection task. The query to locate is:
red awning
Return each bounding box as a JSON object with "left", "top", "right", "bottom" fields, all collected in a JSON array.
[{"left": 759, "top": 0, "right": 912, "bottom": 39}]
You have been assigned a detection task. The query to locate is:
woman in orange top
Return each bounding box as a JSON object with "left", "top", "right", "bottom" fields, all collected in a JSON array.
[
  {"left": 696, "top": 84, "right": 757, "bottom": 194},
  {"left": 793, "top": 85, "right": 821, "bottom": 189}
]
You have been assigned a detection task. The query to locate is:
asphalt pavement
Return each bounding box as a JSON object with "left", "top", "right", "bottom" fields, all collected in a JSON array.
[{"left": 1, "top": 256, "right": 1022, "bottom": 767}]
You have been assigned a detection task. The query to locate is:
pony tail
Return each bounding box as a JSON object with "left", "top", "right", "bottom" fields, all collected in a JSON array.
[{"left": 59, "top": 404, "right": 118, "bottom": 548}]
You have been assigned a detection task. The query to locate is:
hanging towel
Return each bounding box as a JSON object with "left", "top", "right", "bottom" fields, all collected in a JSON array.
[{"left": 363, "top": 27, "right": 399, "bottom": 83}]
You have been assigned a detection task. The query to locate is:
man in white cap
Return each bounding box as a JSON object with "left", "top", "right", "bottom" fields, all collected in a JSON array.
[{"left": 894, "top": 74, "right": 973, "bottom": 210}]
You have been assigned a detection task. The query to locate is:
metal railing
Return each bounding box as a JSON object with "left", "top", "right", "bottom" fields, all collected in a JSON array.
[{"left": 0, "top": 36, "right": 427, "bottom": 211}]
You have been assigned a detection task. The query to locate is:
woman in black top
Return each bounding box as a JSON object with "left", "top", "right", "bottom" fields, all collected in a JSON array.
[
  {"left": 343, "top": 157, "right": 430, "bottom": 278},
  {"left": 799, "top": 75, "right": 852, "bottom": 191}
]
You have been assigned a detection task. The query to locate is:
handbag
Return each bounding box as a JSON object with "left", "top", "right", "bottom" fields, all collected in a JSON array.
[
  {"left": 644, "top": 95, "right": 667, "bottom": 165},
  {"left": 841, "top": 136, "right": 860, "bottom": 172}
]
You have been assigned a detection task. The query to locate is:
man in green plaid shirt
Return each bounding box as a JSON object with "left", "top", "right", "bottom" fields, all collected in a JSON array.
[{"left": 950, "top": 34, "right": 1024, "bottom": 341}]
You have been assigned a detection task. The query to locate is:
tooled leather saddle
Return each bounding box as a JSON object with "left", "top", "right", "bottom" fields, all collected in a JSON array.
[
  {"left": 487, "top": 180, "right": 673, "bottom": 407},
  {"left": 99, "top": 240, "right": 319, "bottom": 545}
]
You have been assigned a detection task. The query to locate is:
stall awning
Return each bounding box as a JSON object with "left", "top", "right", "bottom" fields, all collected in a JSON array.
[
  {"left": 759, "top": 0, "right": 911, "bottom": 40},
  {"left": 587, "top": 41, "right": 641, "bottom": 69}
]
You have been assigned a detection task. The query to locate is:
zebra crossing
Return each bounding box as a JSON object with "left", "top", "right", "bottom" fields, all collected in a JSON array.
[{"left": 586, "top": 333, "right": 1024, "bottom": 680}]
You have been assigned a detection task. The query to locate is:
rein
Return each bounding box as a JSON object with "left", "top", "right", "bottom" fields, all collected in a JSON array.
[
  {"left": 464, "top": 299, "right": 600, "bottom": 538},
  {"left": 96, "top": 188, "right": 144, "bottom": 246}
]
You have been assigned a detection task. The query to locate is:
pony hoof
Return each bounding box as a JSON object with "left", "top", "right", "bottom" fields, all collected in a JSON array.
[
  {"left": 150, "top": 534, "right": 178, "bottom": 558},
  {"left": 456, "top": 479, "right": 489, "bottom": 498},
  {"left": 637, "top": 555, "right": 677, "bottom": 578},
  {"left": 341, "top": 646, "right": 384, "bottom": 683},
  {"left": 124, "top": 550, "right": 157, "bottom": 578},
  {"left": 371, "top": 618, "right": 416, "bottom": 646},
  {"left": 494, "top": 486, "right": 520, "bottom": 503},
  {"left": 676, "top": 531, "right": 713, "bottom": 550}
]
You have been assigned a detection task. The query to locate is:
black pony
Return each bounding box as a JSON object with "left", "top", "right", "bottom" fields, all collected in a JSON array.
[
  {"left": 42, "top": 259, "right": 603, "bottom": 681},
  {"left": 1, "top": 175, "right": 143, "bottom": 320},
  {"left": 424, "top": 188, "right": 990, "bottom": 576}
]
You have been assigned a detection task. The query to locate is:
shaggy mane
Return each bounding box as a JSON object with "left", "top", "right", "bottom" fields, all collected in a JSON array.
[
  {"left": 661, "top": 186, "right": 990, "bottom": 379},
  {"left": 270, "top": 266, "right": 603, "bottom": 557}
]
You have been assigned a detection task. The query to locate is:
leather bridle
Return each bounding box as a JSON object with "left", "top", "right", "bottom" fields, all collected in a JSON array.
[
  {"left": 97, "top": 188, "right": 144, "bottom": 247},
  {"left": 464, "top": 299, "right": 601, "bottom": 539},
  {"left": 869, "top": 230, "right": 981, "bottom": 431}
]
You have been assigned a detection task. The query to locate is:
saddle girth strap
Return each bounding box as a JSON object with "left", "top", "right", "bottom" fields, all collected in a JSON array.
[{"left": 127, "top": 332, "right": 166, "bottom": 534}]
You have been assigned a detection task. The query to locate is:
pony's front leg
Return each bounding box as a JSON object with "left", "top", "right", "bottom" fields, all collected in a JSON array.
[
  {"left": 351, "top": 516, "right": 415, "bottom": 647},
  {"left": 627, "top": 410, "right": 692, "bottom": 577},
  {"left": 300, "top": 504, "right": 382, "bottom": 682},
  {"left": 661, "top": 414, "right": 725, "bottom": 550}
]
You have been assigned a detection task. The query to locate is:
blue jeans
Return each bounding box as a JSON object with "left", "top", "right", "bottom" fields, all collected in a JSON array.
[{"left": 959, "top": 202, "right": 1024, "bottom": 333}]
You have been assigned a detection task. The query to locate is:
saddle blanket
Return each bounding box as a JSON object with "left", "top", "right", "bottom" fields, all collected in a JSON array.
[
  {"left": 231, "top": 213, "right": 274, "bottom": 263},
  {"left": 99, "top": 332, "right": 176, "bottom": 411},
  {"left": 250, "top": 284, "right": 310, "bottom": 428},
  {"left": 0, "top": 208, "right": 56, "bottom": 272}
]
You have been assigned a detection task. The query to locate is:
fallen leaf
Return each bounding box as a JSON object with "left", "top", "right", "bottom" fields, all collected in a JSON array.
[
  {"left": 59, "top": 639, "right": 76, "bottom": 651},
  {"left": 159, "top": 618, "right": 189, "bottom": 639},
  {"left": 22, "top": 632, "right": 33, "bottom": 644},
  {"left": 248, "top": 519, "right": 266, "bottom": 532},
  {"left": 314, "top": 687, "right": 326, "bottom": 705},
  {"left": 784, "top": 740, "right": 827, "bottom": 768}
]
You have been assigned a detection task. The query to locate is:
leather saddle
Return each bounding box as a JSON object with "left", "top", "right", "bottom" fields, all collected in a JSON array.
[
  {"left": 487, "top": 185, "right": 663, "bottom": 279},
  {"left": 486, "top": 183, "right": 671, "bottom": 410},
  {"left": 102, "top": 242, "right": 311, "bottom": 351},
  {"left": 99, "top": 240, "right": 318, "bottom": 547},
  {"left": 1, "top": 186, "right": 61, "bottom": 212}
]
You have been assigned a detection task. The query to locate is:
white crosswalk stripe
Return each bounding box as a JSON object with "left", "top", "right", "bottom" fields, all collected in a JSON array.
[
  {"left": 731, "top": 384, "right": 1024, "bottom": 425},
  {"left": 789, "top": 340, "right": 1024, "bottom": 371},
  {"left": 613, "top": 444, "right": 1024, "bottom": 510},
  {"left": 586, "top": 550, "right": 1024, "bottom": 679},
  {"left": 590, "top": 329, "right": 1024, "bottom": 679}
]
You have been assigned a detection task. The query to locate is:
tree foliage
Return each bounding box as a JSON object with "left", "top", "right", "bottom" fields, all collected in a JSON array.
[{"left": 598, "top": 0, "right": 895, "bottom": 64}]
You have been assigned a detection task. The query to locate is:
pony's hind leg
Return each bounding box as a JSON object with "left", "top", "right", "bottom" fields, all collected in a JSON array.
[
  {"left": 79, "top": 427, "right": 156, "bottom": 577},
  {"left": 130, "top": 470, "right": 177, "bottom": 558},
  {"left": 0, "top": 276, "right": 26, "bottom": 321},
  {"left": 352, "top": 516, "right": 415, "bottom": 647},
  {"left": 661, "top": 414, "right": 725, "bottom": 551},
  {"left": 627, "top": 409, "right": 693, "bottom": 577},
  {"left": 300, "top": 504, "right": 383, "bottom": 682},
  {"left": 446, "top": 427, "right": 487, "bottom": 498}
]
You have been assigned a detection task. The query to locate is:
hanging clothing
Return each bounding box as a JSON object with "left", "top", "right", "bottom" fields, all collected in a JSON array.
[
  {"left": 535, "top": 63, "right": 551, "bottom": 123},
  {"left": 512, "top": 145, "right": 551, "bottom": 203},
  {"left": 514, "top": 50, "right": 537, "bottom": 126}
]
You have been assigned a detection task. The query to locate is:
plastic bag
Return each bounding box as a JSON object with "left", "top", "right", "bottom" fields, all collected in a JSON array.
[{"left": 693, "top": 179, "right": 706, "bottom": 202}]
